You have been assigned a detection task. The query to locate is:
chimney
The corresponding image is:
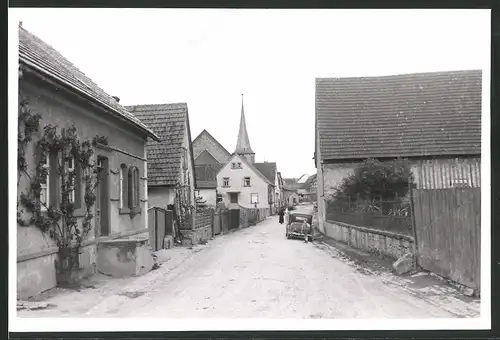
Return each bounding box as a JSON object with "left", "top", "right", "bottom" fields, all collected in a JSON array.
[
  {"left": 112, "top": 96, "right": 120, "bottom": 103},
  {"left": 19, "top": 21, "right": 23, "bottom": 27}
]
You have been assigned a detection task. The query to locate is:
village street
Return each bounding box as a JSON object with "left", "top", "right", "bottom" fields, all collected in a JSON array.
[{"left": 18, "top": 208, "right": 479, "bottom": 319}]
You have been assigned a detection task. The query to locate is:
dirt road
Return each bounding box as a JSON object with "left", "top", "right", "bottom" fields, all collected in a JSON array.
[{"left": 19, "top": 214, "right": 479, "bottom": 319}]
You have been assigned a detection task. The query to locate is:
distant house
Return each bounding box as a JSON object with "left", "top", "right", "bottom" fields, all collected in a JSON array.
[
  {"left": 194, "top": 163, "right": 223, "bottom": 207},
  {"left": 17, "top": 27, "right": 159, "bottom": 298},
  {"left": 216, "top": 96, "right": 281, "bottom": 215},
  {"left": 192, "top": 130, "right": 231, "bottom": 206},
  {"left": 217, "top": 154, "right": 273, "bottom": 213},
  {"left": 282, "top": 186, "right": 300, "bottom": 207},
  {"left": 254, "top": 162, "right": 281, "bottom": 214},
  {"left": 193, "top": 129, "right": 232, "bottom": 165},
  {"left": 301, "top": 174, "right": 317, "bottom": 202},
  {"left": 315, "top": 70, "right": 482, "bottom": 232},
  {"left": 126, "top": 103, "right": 196, "bottom": 228}
]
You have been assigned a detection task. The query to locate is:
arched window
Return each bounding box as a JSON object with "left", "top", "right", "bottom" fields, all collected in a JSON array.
[
  {"left": 120, "top": 164, "right": 128, "bottom": 209},
  {"left": 128, "top": 166, "right": 140, "bottom": 209}
]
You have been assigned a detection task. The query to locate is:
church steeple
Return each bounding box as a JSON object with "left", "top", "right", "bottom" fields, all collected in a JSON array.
[{"left": 234, "top": 94, "right": 255, "bottom": 163}]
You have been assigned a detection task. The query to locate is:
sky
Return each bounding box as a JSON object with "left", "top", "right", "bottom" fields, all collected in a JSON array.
[{"left": 11, "top": 9, "right": 490, "bottom": 178}]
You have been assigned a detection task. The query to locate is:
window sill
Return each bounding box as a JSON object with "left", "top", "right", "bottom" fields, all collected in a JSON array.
[
  {"left": 119, "top": 208, "right": 131, "bottom": 215},
  {"left": 119, "top": 207, "right": 142, "bottom": 217}
]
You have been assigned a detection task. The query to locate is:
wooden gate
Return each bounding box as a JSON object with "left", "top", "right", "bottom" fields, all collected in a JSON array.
[
  {"left": 148, "top": 207, "right": 173, "bottom": 251},
  {"left": 213, "top": 211, "right": 222, "bottom": 235},
  {"left": 413, "top": 187, "right": 481, "bottom": 290},
  {"left": 229, "top": 209, "right": 240, "bottom": 230}
]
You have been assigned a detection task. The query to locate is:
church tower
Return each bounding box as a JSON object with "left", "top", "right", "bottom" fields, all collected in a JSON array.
[{"left": 234, "top": 94, "right": 255, "bottom": 163}]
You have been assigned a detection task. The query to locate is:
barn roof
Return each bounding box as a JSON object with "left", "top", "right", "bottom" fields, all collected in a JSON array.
[{"left": 316, "top": 70, "right": 482, "bottom": 161}]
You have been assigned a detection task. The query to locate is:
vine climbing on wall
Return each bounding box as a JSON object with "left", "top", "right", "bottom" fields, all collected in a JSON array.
[{"left": 17, "top": 84, "right": 108, "bottom": 280}]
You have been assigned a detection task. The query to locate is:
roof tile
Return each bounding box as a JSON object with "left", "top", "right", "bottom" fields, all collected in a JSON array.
[
  {"left": 126, "top": 103, "right": 188, "bottom": 186},
  {"left": 316, "top": 70, "right": 482, "bottom": 160}
]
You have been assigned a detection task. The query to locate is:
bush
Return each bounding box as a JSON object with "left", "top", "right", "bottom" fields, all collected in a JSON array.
[{"left": 332, "top": 158, "right": 414, "bottom": 202}]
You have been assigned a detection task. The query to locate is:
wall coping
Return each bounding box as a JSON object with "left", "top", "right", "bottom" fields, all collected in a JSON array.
[
  {"left": 326, "top": 220, "right": 414, "bottom": 242},
  {"left": 17, "top": 227, "right": 149, "bottom": 263}
]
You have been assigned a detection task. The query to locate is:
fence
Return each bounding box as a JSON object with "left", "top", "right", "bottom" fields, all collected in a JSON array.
[
  {"left": 326, "top": 197, "right": 413, "bottom": 236},
  {"left": 148, "top": 207, "right": 174, "bottom": 251},
  {"left": 413, "top": 187, "right": 481, "bottom": 290},
  {"left": 195, "top": 209, "right": 214, "bottom": 230},
  {"left": 213, "top": 209, "right": 230, "bottom": 235}
]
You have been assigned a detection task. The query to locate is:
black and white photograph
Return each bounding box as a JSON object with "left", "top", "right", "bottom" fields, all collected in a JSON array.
[{"left": 9, "top": 8, "right": 490, "bottom": 332}]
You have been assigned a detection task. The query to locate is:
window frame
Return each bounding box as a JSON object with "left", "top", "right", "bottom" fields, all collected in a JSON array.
[
  {"left": 222, "top": 177, "right": 230, "bottom": 187},
  {"left": 250, "top": 193, "right": 259, "bottom": 204},
  {"left": 128, "top": 166, "right": 140, "bottom": 209},
  {"left": 244, "top": 176, "right": 251, "bottom": 187},
  {"left": 40, "top": 154, "right": 50, "bottom": 211},
  {"left": 67, "top": 156, "right": 75, "bottom": 204}
]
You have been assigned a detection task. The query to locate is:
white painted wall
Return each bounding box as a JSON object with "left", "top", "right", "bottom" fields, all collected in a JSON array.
[
  {"left": 148, "top": 187, "right": 174, "bottom": 209},
  {"left": 217, "top": 154, "right": 270, "bottom": 209},
  {"left": 198, "top": 188, "right": 217, "bottom": 206}
]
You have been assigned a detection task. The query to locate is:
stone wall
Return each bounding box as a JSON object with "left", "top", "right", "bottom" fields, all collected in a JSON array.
[
  {"left": 96, "top": 233, "right": 154, "bottom": 277},
  {"left": 182, "top": 226, "right": 212, "bottom": 245},
  {"left": 195, "top": 209, "right": 213, "bottom": 229},
  {"left": 324, "top": 221, "right": 414, "bottom": 260}
]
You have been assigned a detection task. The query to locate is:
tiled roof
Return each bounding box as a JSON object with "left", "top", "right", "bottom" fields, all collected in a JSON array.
[
  {"left": 193, "top": 130, "right": 231, "bottom": 160},
  {"left": 18, "top": 26, "right": 159, "bottom": 141},
  {"left": 229, "top": 155, "right": 272, "bottom": 186},
  {"left": 302, "top": 174, "right": 317, "bottom": 189},
  {"left": 195, "top": 164, "right": 223, "bottom": 189},
  {"left": 126, "top": 103, "right": 189, "bottom": 186},
  {"left": 254, "top": 162, "right": 277, "bottom": 184},
  {"left": 316, "top": 70, "right": 482, "bottom": 161}
]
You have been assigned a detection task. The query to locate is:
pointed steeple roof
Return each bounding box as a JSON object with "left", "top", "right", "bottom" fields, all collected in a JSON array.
[{"left": 234, "top": 94, "right": 254, "bottom": 155}]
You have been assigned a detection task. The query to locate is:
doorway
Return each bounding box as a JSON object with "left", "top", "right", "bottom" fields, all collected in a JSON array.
[
  {"left": 96, "top": 156, "right": 110, "bottom": 237},
  {"left": 229, "top": 192, "right": 239, "bottom": 204}
]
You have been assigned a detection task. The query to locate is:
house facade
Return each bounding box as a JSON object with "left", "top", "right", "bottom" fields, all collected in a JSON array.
[
  {"left": 192, "top": 130, "right": 231, "bottom": 207},
  {"left": 216, "top": 95, "right": 281, "bottom": 216},
  {"left": 17, "top": 27, "right": 159, "bottom": 298},
  {"left": 217, "top": 154, "right": 273, "bottom": 212},
  {"left": 283, "top": 187, "right": 300, "bottom": 207},
  {"left": 126, "top": 103, "right": 196, "bottom": 229},
  {"left": 315, "top": 70, "right": 482, "bottom": 233},
  {"left": 194, "top": 163, "right": 223, "bottom": 207}
]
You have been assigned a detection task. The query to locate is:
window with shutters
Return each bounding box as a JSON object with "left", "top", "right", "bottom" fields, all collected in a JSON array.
[
  {"left": 128, "top": 166, "right": 140, "bottom": 209},
  {"left": 39, "top": 154, "right": 50, "bottom": 211},
  {"left": 120, "top": 164, "right": 128, "bottom": 209}
]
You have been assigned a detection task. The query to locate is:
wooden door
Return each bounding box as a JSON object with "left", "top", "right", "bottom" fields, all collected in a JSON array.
[{"left": 96, "top": 156, "right": 110, "bottom": 236}]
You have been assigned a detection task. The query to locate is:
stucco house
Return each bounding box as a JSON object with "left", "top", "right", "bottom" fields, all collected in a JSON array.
[
  {"left": 216, "top": 95, "right": 281, "bottom": 216},
  {"left": 125, "top": 103, "right": 196, "bottom": 229},
  {"left": 283, "top": 187, "right": 300, "bottom": 208},
  {"left": 17, "top": 26, "right": 160, "bottom": 298},
  {"left": 217, "top": 154, "right": 273, "bottom": 213},
  {"left": 254, "top": 161, "right": 281, "bottom": 214},
  {"left": 315, "top": 69, "right": 482, "bottom": 233}
]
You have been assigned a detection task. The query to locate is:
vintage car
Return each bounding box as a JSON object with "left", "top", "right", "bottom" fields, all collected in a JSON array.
[{"left": 286, "top": 212, "right": 313, "bottom": 242}]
